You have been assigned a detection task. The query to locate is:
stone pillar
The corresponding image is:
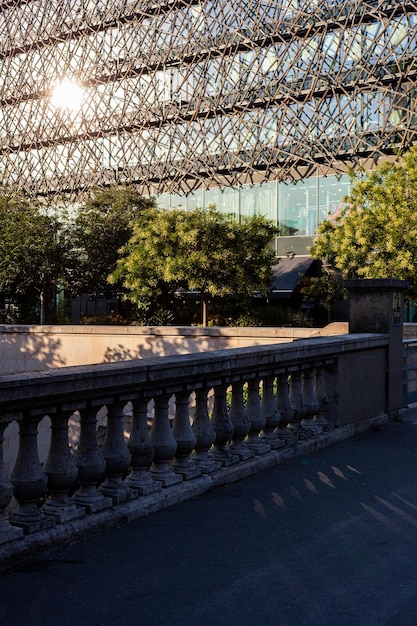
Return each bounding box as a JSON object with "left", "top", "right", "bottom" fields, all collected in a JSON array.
[
  {"left": 171, "top": 391, "right": 201, "bottom": 479},
  {"left": 300, "top": 368, "right": 322, "bottom": 435},
  {"left": 125, "top": 397, "right": 161, "bottom": 495},
  {"left": 260, "top": 375, "right": 284, "bottom": 449},
  {"left": 9, "top": 413, "right": 55, "bottom": 533},
  {"left": 150, "top": 394, "right": 182, "bottom": 487},
  {"left": 209, "top": 384, "right": 239, "bottom": 466},
  {"left": 99, "top": 400, "right": 136, "bottom": 504},
  {"left": 288, "top": 370, "right": 304, "bottom": 438},
  {"left": 191, "top": 387, "right": 220, "bottom": 473},
  {"left": 246, "top": 378, "right": 271, "bottom": 454},
  {"left": 314, "top": 366, "right": 332, "bottom": 431},
  {"left": 344, "top": 278, "right": 409, "bottom": 420},
  {"left": 0, "top": 421, "right": 23, "bottom": 543},
  {"left": 72, "top": 404, "right": 112, "bottom": 513},
  {"left": 276, "top": 373, "right": 294, "bottom": 442},
  {"left": 43, "top": 407, "right": 85, "bottom": 523},
  {"left": 230, "top": 380, "right": 253, "bottom": 460}
]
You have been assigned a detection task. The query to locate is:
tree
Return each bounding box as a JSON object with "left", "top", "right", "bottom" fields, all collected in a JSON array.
[
  {"left": 311, "top": 147, "right": 417, "bottom": 296},
  {"left": 70, "top": 185, "right": 156, "bottom": 298},
  {"left": 110, "top": 206, "right": 278, "bottom": 326},
  {"left": 0, "top": 190, "right": 69, "bottom": 324}
]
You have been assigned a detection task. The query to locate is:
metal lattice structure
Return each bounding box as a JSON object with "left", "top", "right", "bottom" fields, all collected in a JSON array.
[{"left": 1, "top": 0, "right": 417, "bottom": 203}]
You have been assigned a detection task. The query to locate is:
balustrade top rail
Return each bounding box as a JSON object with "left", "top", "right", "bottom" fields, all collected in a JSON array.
[{"left": 0, "top": 333, "right": 387, "bottom": 420}]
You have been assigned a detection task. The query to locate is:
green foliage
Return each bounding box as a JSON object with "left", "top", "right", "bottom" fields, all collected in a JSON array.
[
  {"left": 111, "top": 206, "right": 278, "bottom": 325},
  {"left": 311, "top": 147, "right": 417, "bottom": 296},
  {"left": 70, "top": 185, "right": 156, "bottom": 297},
  {"left": 80, "top": 313, "right": 130, "bottom": 325},
  {"left": 0, "top": 189, "right": 69, "bottom": 323},
  {"left": 300, "top": 273, "right": 347, "bottom": 311},
  {"left": 231, "top": 313, "right": 263, "bottom": 327}
]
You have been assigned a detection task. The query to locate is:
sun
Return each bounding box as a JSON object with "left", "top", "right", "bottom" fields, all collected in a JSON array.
[{"left": 51, "top": 79, "right": 84, "bottom": 111}]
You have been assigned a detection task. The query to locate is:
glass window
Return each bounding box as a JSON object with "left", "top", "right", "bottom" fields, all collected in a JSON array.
[
  {"left": 186, "top": 191, "right": 205, "bottom": 210},
  {"left": 241, "top": 183, "right": 277, "bottom": 222},
  {"left": 278, "top": 178, "right": 317, "bottom": 236},
  {"left": 170, "top": 193, "right": 186, "bottom": 210},
  {"left": 361, "top": 91, "right": 384, "bottom": 131},
  {"left": 343, "top": 27, "right": 362, "bottom": 68},
  {"left": 318, "top": 174, "right": 351, "bottom": 225},
  {"left": 156, "top": 193, "right": 170, "bottom": 210},
  {"left": 204, "top": 187, "right": 238, "bottom": 217},
  {"left": 322, "top": 31, "right": 341, "bottom": 72},
  {"left": 389, "top": 17, "right": 409, "bottom": 54}
]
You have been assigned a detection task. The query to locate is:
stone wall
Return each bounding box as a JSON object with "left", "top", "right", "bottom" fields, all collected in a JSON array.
[{"left": 0, "top": 323, "right": 348, "bottom": 375}]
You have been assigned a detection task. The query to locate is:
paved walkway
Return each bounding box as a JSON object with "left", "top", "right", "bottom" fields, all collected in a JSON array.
[{"left": 2, "top": 408, "right": 417, "bottom": 626}]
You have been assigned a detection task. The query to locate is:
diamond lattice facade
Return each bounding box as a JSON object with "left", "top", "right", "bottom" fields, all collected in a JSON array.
[{"left": 1, "top": 0, "right": 417, "bottom": 247}]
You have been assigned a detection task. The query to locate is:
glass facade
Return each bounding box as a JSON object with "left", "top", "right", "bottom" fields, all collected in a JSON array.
[{"left": 157, "top": 174, "right": 351, "bottom": 252}]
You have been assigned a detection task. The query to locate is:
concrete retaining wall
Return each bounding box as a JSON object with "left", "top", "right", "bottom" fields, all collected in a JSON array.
[{"left": 0, "top": 322, "right": 348, "bottom": 375}]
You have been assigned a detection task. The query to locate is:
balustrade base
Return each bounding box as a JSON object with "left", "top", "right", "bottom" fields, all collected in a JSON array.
[
  {"left": 191, "top": 455, "right": 222, "bottom": 474},
  {"left": 0, "top": 522, "right": 24, "bottom": 544},
  {"left": 288, "top": 424, "right": 313, "bottom": 440},
  {"left": 276, "top": 428, "right": 297, "bottom": 445},
  {"left": 151, "top": 467, "right": 183, "bottom": 488},
  {"left": 246, "top": 438, "right": 271, "bottom": 455},
  {"left": 301, "top": 419, "right": 323, "bottom": 436},
  {"left": 260, "top": 433, "right": 286, "bottom": 450},
  {"left": 125, "top": 473, "right": 162, "bottom": 496},
  {"left": 230, "top": 443, "right": 254, "bottom": 461},
  {"left": 298, "top": 427, "right": 316, "bottom": 439},
  {"left": 72, "top": 492, "right": 113, "bottom": 514},
  {"left": 315, "top": 419, "right": 334, "bottom": 432},
  {"left": 171, "top": 461, "right": 202, "bottom": 480},
  {"left": 209, "top": 447, "right": 240, "bottom": 466},
  {"left": 100, "top": 486, "right": 138, "bottom": 506},
  {"left": 43, "top": 502, "right": 86, "bottom": 524},
  {"left": 9, "top": 513, "right": 55, "bottom": 535}
]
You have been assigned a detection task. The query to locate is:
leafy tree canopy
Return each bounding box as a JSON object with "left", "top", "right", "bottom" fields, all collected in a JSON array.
[
  {"left": 0, "top": 189, "right": 69, "bottom": 323},
  {"left": 110, "top": 206, "right": 278, "bottom": 325},
  {"left": 70, "top": 185, "right": 156, "bottom": 297},
  {"left": 311, "top": 147, "right": 417, "bottom": 296}
]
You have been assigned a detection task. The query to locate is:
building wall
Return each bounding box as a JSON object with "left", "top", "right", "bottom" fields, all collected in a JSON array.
[{"left": 1, "top": 0, "right": 416, "bottom": 221}]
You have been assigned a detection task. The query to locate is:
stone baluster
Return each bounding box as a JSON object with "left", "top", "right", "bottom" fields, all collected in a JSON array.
[
  {"left": 209, "top": 383, "right": 238, "bottom": 466},
  {"left": 43, "top": 406, "right": 85, "bottom": 522},
  {"left": 288, "top": 370, "right": 304, "bottom": 438},
  {"left": 99, "top": 399, "right": 136, "bottom": 504},
  {"left": 314, "top": 366, "right": 333, "bottom": 431},
  {"left": 125, "top": 396, "right": 161, "bottom": 495},
  {"left": 276, "top": 373, "right": 294, "bottom": 442},
  {"left": 191, "top": 387, "right": 220, "bottom": 473},
  {"left": 9, "top": 412, "right": 55, "bottom": 534},
  {"left": 150, "top": 393, "right": 182, "bottom": 487},
  {"left": 171, "top": 391, "right": 201, "bottom": 479},
  {"left": 0, "top": 420, "right": 23, "bottom": 543},
  {"left": 246, "top": 378, "right": 271, "bottom": 454},
  {"left": 72, "top": 403, "right": 112, "bottom": 513},
  {"left": 230, "top": 380, "right": 253, "bottom": 460},
  {"left": 260, "top": 375, "right": 284, "bottom": 449},
  {"left": 301, "top": 367, "right": 322, "bottom": 435}
]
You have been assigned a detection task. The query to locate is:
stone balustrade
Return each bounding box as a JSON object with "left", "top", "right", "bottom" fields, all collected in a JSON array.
[{"left": 0, "top": 333, "right": 390, "bottom": 567}]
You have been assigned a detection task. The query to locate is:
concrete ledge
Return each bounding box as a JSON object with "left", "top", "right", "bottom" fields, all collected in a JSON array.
[
  {"left": 0, "top": 412, "right": 389, "bottom": 572},
  {"left": 0, "top": 323, "right": 346, "bottom": 375}
]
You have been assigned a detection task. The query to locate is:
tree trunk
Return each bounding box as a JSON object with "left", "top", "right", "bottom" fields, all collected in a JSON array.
[
  {"left": 39, "top": 291, "right": 45, "bottom": 325},
  {"left": 202, "top": 292, "right": 209, "bottom": 327}
]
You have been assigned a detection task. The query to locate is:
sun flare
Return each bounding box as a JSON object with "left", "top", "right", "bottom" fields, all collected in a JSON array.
[{"left": 51, "top": 79, "right": 84, "bottom": 111}]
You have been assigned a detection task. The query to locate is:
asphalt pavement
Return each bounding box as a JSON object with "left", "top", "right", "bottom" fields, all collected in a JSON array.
[{"left": 2, "top": 408, "right": 417, "bottom": 626}]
